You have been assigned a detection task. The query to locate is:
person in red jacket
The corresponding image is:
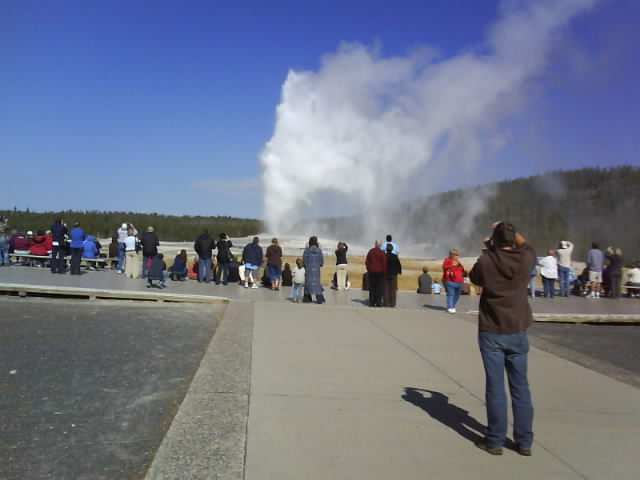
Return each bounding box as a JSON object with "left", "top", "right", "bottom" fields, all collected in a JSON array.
[
  {"left": 29, "top": 230, "right": 49, "bottom": 267},
  {"left": 366, "top": 240, "right": 387, "bottom": 307},
  {"left": 442, "top": 249, "right": 465, "bottom": 313}
]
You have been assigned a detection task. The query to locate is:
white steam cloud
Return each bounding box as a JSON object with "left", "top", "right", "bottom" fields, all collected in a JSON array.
[{"left": 260, "top": 0, "right": 597, "bottom": 235}]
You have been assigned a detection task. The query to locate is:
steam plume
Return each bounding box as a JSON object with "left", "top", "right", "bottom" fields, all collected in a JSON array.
[{"left": 260, "top": 0, "right": 597, "bottom": 236}]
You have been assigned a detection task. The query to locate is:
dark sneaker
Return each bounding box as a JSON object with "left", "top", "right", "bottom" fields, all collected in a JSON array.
[
  {"left": 475, "top": 439, "right": 503, "bottom": 455},
  {"left": 517, "top": 445, "right": 532, "bottom": 456}
]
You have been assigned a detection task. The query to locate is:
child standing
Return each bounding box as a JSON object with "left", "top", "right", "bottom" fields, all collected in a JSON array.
[{"left": 291, "top": 258, "right": 306, "bottom": 303}]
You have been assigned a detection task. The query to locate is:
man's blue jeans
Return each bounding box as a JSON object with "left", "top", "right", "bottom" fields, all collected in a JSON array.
[
  {"left": 558, "top": 266, "right": 571, "bottom": 296},
  {"left": 479, "top": 331, "right": 534, "bottom": 448},
  {"left": 215, "top": 262, "right": 230, "bottom": 284},
  {"left": 443, "top": 281, "right": 463, "bottom": 309},
  {"left": 198, "top": 258, "right": 211, "bottom": 283},
  {"left": 117, "top": 243, "right": 126, "bottom": 271}
]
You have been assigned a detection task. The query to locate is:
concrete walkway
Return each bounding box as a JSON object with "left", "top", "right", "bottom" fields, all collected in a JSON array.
[
  {"left": 143, "top": 299, "right": 640, "bottom": 480},
  {"left": 243, "top": 302, "right": 639, "bottom": 480},
  {"left": 2, "top": 266, "right": 639, "bottom": 479}
]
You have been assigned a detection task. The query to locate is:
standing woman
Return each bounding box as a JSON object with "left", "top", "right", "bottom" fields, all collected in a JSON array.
[
  {"left": 606, "top": 247, "right": 624, "bottom": 299},
  {"left": 335, "top": 241, "right": 349, "bottom": 291},
  {"left": 265, "top": 237, "right": 283, "bottom": 290},
  {"left": 69, "top": 222, "right": 85, "bottom": 275},
  {"left": 124, "top": 228, "right": 140, "bottom": 279},
  {"left": 442, "top": 249, "right": 465, "bottom": 313},
  {"left": 539, "top": 249, "right": 558, "bottom": 298},
  {"left": 302, "top": 236, "right": 325, "bottom": 304}
]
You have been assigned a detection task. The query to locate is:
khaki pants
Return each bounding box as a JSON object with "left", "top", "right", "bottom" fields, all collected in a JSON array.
[
  {"left": 125, "top": 251, "right": 140, "bottom": 278},
  {"left": 336, "top": 264, "right": 348, "bottom": 290}
]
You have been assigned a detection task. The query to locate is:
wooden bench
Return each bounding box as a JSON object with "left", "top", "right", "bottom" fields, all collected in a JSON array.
[{"left": 8, "top": 253, "right": 114, "bottom": 269}]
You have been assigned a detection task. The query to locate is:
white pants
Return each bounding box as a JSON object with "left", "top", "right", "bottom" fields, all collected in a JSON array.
[{"left": 336, "top": 264, "right": 348, "bottom": 290}]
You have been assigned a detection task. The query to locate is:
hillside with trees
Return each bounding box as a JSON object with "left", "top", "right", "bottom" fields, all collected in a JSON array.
[{"left": 299, "top": 166, "right": 640, "bottom": 261}]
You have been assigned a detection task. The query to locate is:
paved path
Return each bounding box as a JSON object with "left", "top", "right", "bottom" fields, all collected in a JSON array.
[{"left": 2, "top": 266, "right": 640, "bottom": 479}]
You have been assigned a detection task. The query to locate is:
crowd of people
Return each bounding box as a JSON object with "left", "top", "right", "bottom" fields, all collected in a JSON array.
[{"left": 1, "top": 216, "right": 639, "bottom": 301}]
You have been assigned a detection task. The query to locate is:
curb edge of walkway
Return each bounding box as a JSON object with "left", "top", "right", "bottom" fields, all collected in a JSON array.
[{"left": 144, "top": 300, "right": 254, "bottom": 480}]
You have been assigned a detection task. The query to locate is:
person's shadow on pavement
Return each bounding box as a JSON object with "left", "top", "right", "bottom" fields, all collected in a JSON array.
[{"left": 402, "top": 387, "right": 485, "bottom": 444}]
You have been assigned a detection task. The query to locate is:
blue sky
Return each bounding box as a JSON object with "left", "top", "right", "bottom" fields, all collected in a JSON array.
[{"left": 2, "top": 0, "right": 639, "bottom": 219}]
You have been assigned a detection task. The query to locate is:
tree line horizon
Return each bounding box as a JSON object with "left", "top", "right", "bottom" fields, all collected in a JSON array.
[{"left": 3, "top": 165, "right": 638, "bottom": 263}]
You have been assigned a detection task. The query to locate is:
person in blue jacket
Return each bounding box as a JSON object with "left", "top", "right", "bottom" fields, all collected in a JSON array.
[
  {"left": 82, "top": 235, "right": 98, "bottom": 259},
  {"left": 69, "top": 222, "right": 85, "bottom": 275}
]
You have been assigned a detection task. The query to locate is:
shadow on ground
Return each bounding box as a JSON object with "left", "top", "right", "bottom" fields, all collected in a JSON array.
[{"left": 402, "top": 387, "right": 485, "bottom": 443}]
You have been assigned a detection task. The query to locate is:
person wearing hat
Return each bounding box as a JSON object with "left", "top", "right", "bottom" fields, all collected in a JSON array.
[
  {"left": 116, "top": 223, "right": 128, "bottom": 273},
  {"left": 141, "top": 226, "right": 160, "bottom": 278}
]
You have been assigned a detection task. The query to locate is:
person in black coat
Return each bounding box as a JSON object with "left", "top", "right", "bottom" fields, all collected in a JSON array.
[
  {"left": 141, "top": 226, "right": 160, "bottom": 277},
  {"left": 194, "top": 230, "right": 216, "bottom": 283},
  {"left": 215, "top": 233, "right": 233, "bottom": 285},
  {"left": 383, "top": 243, "right": 402, "bottom": 307}
]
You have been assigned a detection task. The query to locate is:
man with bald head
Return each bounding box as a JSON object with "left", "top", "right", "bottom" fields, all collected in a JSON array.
[{"left": 366, "top": 239, "right": 387, "bottom": 307}]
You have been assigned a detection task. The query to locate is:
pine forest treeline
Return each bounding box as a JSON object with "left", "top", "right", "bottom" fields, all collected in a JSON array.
[
  {"left": 410, "top": 165, "right": 640, "bottom": 261},
  {"left": 0, "top": 210, "right": 262, "bottom": 242}
]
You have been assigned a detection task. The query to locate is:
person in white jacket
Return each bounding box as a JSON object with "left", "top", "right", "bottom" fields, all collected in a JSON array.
[
  {"left": 539, "top": 249, "right": 558, "bottom": 298},
  {"left": 556, "top": 240, "right": 574, "bottom": 297}
]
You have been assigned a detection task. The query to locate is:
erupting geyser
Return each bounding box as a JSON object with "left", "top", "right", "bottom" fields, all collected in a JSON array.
[{"left": 260, "top": 0, "right": 598, "bottom": 235}]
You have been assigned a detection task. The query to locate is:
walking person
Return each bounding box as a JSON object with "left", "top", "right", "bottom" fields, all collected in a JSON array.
[
  {"left": 69, "top": 222, "right": 85, "bottom": 275},
  {"left": 265, "top": 237, "right": 283, "bottom": 290},
  {"left": 606, "top": 247, "right": 624, "bottom": 299},
  {"left": 365, "top": 240, "right": 387, "bottom": 307},
  {"left": 50, "top": 218, "right": 68, "bottom": 273},
  {"left": 586, "top": 242, "right": 604, "bottom": 298},
  {"left": 291, "top": 258, "right": 305, "bottom": 303},
  {"left": 383, "top": 243, "right": 402, "bottom": 307},
  {"left": 194, "top": 229, "right": 215, "bottom": 283},
  {"left": 442, "top": 249, "right": 465, "bottom": 313},
  {"left": 335, "top": 241, "right": 349, "bottom": 291},
  {"left": 556, "top": 240, "right": 574, "bottom": 297},
  {"left": 141, "top": 226, "right": 160, "bottom": 278},
  {"left": 470, "top": 221, "right": 536, "bottom": 457},
  {"left": 242, "top": 237, "right": 263, "bottom": 288},
  {"left": 215, "top": 233, "right": 233, "bottom": 285},
  {"left": 302, "top": 236, "right": 325, "bottom": 304},
  {"left": 539, "top": 249, "right": 558, "bottom": 298}
]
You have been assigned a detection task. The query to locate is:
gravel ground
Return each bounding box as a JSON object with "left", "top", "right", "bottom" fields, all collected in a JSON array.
[{"left": 0, "top": 297, "right": 223, "bottom": 480}]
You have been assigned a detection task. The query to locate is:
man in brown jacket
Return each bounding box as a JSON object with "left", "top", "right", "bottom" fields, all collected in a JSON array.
[{"left": 469, "top": 222, "right": 536, "bottom": 457}]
